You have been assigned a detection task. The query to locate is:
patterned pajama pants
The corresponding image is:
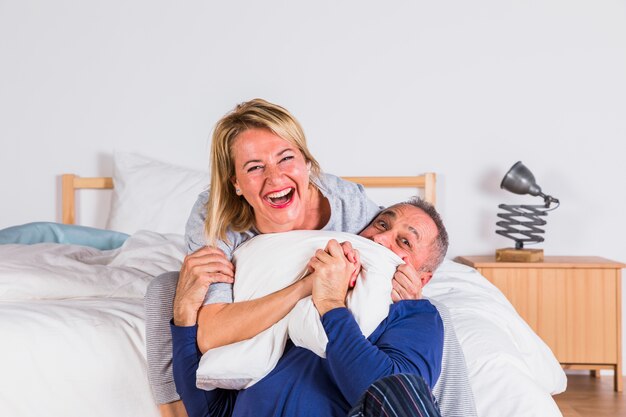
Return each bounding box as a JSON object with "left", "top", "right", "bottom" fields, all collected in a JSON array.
[{"left": 348, "top": 374, "right": 442, "bottom": 417}]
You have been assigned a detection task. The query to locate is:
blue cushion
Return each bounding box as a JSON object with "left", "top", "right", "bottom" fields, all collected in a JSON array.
[{"left": 0, "top": 222, "right": 129, "bottom": 250}]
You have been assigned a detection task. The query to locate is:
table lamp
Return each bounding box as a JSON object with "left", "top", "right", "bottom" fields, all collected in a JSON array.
[{"left": 495, "top": 161, "right": 560, "bottom": 262}]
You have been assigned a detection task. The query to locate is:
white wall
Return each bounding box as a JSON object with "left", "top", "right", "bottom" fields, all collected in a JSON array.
[{"left": 1, "top": 1, "right": 625, "bottom": 369}]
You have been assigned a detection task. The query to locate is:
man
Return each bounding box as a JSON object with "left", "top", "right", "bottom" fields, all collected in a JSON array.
[{"left": 171, "top": 198, "right": 448, "bottom": 417}]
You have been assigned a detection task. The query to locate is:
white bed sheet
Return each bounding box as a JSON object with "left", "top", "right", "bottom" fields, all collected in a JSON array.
[
  {"left": 425, "top": 260, "right": 566, "bottom": 417},
  {"left": 0, "top": 298, "right": 158, "bottom": 417},
  {"left": 0, "top": 231, "right": 186, "bottom": 417}
]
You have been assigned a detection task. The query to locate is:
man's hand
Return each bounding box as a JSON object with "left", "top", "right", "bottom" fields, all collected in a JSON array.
[
  {"left": 391, "top": 263, "right": 423, "bottom": 302},
  {"left": 339, "top": 241, "right": 362, "bottom": 288},
  {"left": 173, "top": 246, "right": 235, "bottom": 327},
  {"left": 308, "top": 239, "right": 358, "bottom": 316}
]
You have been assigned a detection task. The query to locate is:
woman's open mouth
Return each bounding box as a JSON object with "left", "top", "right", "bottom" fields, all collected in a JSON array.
[{"left": 264, "top": 188, "right": 295, "bottom": 208}]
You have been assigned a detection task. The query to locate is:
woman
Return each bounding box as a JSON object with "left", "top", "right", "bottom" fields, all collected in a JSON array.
[{"left": 145, "top": 99, "right": 424, "bottom": 415}]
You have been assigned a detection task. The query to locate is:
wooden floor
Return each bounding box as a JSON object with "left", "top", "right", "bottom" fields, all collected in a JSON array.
[{"left": 554, "top": 374, "right": 625, "bottom": 417}]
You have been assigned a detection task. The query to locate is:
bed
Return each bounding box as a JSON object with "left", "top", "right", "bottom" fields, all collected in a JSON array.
[{"left": 0, "top": 152, "right": 566, "bottom": 417}]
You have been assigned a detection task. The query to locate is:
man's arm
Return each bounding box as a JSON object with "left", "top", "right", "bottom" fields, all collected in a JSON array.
[
  {"left": 307, "top": 239, "right": 443, "bottom": 406},
  {"left": 323, "top": 301, "right": 443, "bottom": 405},
  {"left": 170, "top": 323, "right": 237, "bottom": 417}
]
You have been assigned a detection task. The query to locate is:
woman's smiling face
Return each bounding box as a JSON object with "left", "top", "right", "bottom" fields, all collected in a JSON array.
[{"left": 231, "top": 127, "right": 312, "bottom": 233}]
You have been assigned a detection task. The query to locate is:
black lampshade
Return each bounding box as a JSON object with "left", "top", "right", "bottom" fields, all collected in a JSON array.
[
  {"left": 500, "top": 161, "right": 543, "bottom": 197},
  {"left": 497, "top": 161, "right": 560, "bottom": 253}
]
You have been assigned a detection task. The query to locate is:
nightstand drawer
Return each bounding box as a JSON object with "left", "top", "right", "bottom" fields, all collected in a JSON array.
[{"left": 480, "top": 267, "right": 618, "bottom": 363}]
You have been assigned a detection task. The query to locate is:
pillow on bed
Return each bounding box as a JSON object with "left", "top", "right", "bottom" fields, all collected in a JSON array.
[
  {"left": 0, "top": 222, "right": 129, "bottom": 250},
  {"left": 0, "top": 230, "right": 185, "bottom": 300},
  {"left": 106, "top": 153, "right": 210, "bottom": 235}
]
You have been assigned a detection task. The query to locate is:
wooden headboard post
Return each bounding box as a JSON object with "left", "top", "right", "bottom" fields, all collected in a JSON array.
[
  {"left": 61, "top": 173, "right": 436, "bottom": 225},
  {"left": 343, "top": 173, "right": 436, "bottom": 206},
  {"left": 61, "top": 174, "right": 114, "bottom": 225}
]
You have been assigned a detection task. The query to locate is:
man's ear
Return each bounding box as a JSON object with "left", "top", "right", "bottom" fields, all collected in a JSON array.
[{"left": 420, "top": 272, "right": 433, "bottom": 287}]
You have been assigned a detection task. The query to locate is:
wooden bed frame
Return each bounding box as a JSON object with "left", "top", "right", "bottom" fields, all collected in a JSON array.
[{"left": 61, "top": 173, "right": 436, "bottom": 225}]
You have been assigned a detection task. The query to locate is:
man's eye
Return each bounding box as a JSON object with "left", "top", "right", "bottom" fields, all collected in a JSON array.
[
  {"left": 400, "top": 238, "right": 411, "bottom": 247},
  {"left": 377, "top": 220, "right": 387, "bottom": 229}
]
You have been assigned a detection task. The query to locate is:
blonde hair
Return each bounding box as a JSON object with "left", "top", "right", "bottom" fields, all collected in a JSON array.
[{"left": 204, "top": 98, "right": 321, "bottom": 246}]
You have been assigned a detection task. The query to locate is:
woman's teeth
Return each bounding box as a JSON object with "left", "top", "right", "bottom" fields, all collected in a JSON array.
[
  {"left": 267, "top": 188, "right": 294, "bottom": 205},
  {"left": 267, "top": 188, "right": 292, "bottom": 198}
]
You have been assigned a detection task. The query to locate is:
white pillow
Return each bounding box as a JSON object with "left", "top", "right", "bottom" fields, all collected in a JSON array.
[
  {"left": 196, "top": 230, "right": 402, "bottom": 391},
  {"left": 106, "top": 153, "right": 210, "bottom": 235},
  {"left": 0, "top": 230, "right": 186, "bottom": 300}
]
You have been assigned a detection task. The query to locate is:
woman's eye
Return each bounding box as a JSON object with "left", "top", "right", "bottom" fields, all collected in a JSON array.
[
  {"left": 280, "top": 155, "right": 294, "bottom": 163},
  {"left": 247, "top": 165, "right": 263, "bottom": 173}
]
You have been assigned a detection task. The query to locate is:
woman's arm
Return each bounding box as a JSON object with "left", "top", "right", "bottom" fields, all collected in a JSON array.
[
  {"left": 192, "top": 239, "right": 424, "bottom": 353},
  {"left": 196, "top": 278, "right": 312, "bottom": 353},
  {"left": 176, "top": 243, "right": 314, "bottom": 353}
]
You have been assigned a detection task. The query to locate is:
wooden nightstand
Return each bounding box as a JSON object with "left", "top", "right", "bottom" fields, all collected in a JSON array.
[{"left": 455, "top": 255, "right": 625, "bottom": 392}]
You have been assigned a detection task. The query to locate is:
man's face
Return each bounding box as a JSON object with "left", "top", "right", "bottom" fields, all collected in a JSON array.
[{"left": 359, "top": 204, "right": 438, "bottom": 271}]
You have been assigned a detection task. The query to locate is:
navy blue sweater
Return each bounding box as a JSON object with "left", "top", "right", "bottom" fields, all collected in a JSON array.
[{"left": 171, "top": 300, "right": 443, "bottom": 417}]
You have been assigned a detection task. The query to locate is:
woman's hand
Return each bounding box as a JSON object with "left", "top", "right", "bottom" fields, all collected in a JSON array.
[
  {"left": 173, "top": 246, "right": 235, "bottom": 326},
  {"left": 308, "top": 239, "right": 358, "bottom": 316},
  {"left": 391, "top": 263, "right": 423, "bottom": 302}
]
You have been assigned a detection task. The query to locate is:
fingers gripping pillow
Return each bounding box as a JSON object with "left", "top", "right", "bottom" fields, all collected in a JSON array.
[{"left": 196, "top": 230, "right": 402, "bottom": 391}]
